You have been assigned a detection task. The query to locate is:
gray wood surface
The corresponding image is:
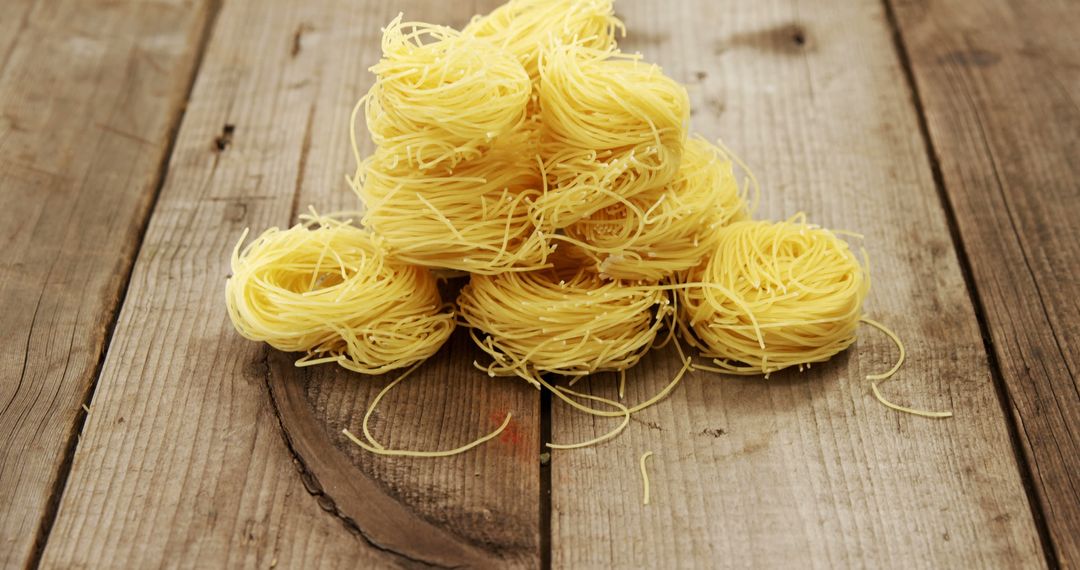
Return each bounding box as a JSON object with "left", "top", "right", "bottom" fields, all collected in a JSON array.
[
  {"left": 0, "top": 0, "right": 213, "bottom": 566},
  {"left": 891, "top": 0, "right": 1080, "bottom": 564},
  {"left": 39, "top": 0, "right": 401, "bottom": 566}
]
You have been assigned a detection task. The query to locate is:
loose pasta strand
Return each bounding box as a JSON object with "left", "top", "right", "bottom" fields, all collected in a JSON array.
[
  {"left": 343, "top": 360, "right": 514, "bottom": 458},
  {"left": 640, "top": 451, "right": 654, "bottom": 505},
  {"left": 862, "top": 318, "right": 953, "bottom": 418}
]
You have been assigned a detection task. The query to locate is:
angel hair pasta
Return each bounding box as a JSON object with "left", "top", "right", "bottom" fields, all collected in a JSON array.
[
  {"left": 225, "top": 213, "right": 455, "bottom": 374},
  {"left": 531, "top": 44, "right": 689, "bottom": 229},
  {"left": 560, "top": 136, "right": 754, "bottom": 281},
  {"left": 352, "top": 130, "right": 553, "bottom": 275},
  {"left": 464, "top": 0, "right": 624, "bottom": 82},
  {"left": 677, "top": 215, "right": 868, "bottom": 375},
  {"left": 364, "top": 15, "right": 531, "bottom": 170},
  {"left": 457, "top": 252, "right": 672, "bottom": 384}
]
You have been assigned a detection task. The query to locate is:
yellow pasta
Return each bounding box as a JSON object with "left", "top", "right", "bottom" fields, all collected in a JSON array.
[
  {"left": 545, "top": 386, "right": 630, "bottom": 450},
  {"left": 352, "top": 131, "right": 553, "bottom": 274},
  {"left": 364, "top": 15, "right": 531, "bottom": 170},
  {"left": 531, "top": 44, "right": 690, "bottom": 229},
  {"left": 678, "top": 215, "right": 868, "bottom": 375},
  {"left": 639, "top": 451, "right": 654, "bottom": 505},
  {"left": 457, "top": 252, "right": 672, "bottom": 383},
  {"left": 342, "top": 362, "right": 515, "bottom": 458},
  {"left": 224, "top": 0, "right": 954, "bottom": 472},
  {"left": 464, "top": 0, "right": 624, "bottom": 82},
  {"left": 560, "top": 136, "right": 754, "bottom": 281},
  {"left": 225, "top": 212, "right": 455, "bottom": 374}
]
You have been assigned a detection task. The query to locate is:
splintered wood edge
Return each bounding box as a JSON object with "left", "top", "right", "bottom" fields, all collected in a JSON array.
[{"left": 264, "top": 350, "right": 498, "bottom": 568}]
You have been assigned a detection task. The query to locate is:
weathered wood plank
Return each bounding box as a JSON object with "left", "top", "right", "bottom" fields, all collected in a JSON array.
[
  {"left": 890, "top": 0, "right": 1080, "bottom": 564},
  {"left": 550, "top": 0, "right": 1047, "bottom": 567},
  {"left": 38, "top": 0, "right": 539, "bottom": 567},
  {"left": 0, "top": 0, "right": 213, "bottom": 567}
]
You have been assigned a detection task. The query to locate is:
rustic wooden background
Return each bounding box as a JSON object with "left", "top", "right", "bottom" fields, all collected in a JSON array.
[{"left": 1, "top": 0, "right": 1076, "bottom": 568}]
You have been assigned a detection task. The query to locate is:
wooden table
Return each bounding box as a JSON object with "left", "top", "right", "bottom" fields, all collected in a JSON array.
[{"left": 2, "top": 0, "right": 1077, "bottom": 568}]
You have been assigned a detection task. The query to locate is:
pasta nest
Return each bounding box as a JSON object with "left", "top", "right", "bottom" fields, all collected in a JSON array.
[
  {"left": 458, "top": 257, "right": 671, "bottom": 382},
  {"left": 365, "top": 15, "right": 532, "bottom": 169},
  {"left": 678, "top": 215, "right": 869, "bottom": 375},
  {"left": 532, "top": 44, "right": 689, "bottom": 228},
  {"left": 563, "top": 136, "right": 753, "bottom": 281},
  {"left": 225, "top": 214, "right": 455, "bottom": 374}
]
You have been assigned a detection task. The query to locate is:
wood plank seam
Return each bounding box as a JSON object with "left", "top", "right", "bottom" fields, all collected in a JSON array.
[
  {"left": 540, "top": 389, "right": 552, "bottom": 570},
  {"left": 0, "top": 0, "right": 34, "bottom": 78},
  {"left": 879, "top": 0, "right": 1060, "bottom": 566},
  {"left": 22, "top": 2, "right": 226, "bottom": 567},
  {"left": 288, "top": 101, "right": 317, "bottom": 223}
]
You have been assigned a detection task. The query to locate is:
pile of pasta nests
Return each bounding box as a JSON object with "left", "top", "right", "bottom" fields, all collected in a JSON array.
[{"left": 226, "top": 0, "right": 950, "bottom": 465}]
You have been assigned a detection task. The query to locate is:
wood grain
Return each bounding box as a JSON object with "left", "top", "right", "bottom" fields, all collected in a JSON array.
[
  {"left": 0, "top": 0, "right": 212, "bottom": 567},
  {"left": 270, "top": 326, "right": 539, "bottom": 568},
  {"left": 550, "top": 0, "right": 1047, "bottom": 567},
  {"left": 39, "top": 0, "right": 538, "bottom": 567},
  {"left": 889, "top": 0, "right": 1080, "bottom": 564}
]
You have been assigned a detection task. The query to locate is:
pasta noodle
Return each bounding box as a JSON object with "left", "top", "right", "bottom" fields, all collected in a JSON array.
[
  {"left": 639, "top": 451, "right": 654, "bottom": 505},
  {"left": 364, "top": 15, "right": 531, "bottom": 170},
  {"left": 352, "top": 131, "right": 553, "bottom": 274},
  {"left": 464, "top": 0, "right": 624, "bottom": 82},
  {"left": 678, "top": 214, "right": 868, "bottom": 375},
  {"left": 531, "top": 44, "right": 690, "bottom": 229},
  {"left": 546, "top": 386, "right": 630, "bottom": 450},
  {"left": 225, "top": 212, "right": 455, "bottom": 374},
  {"left": 560, "top": 136, "right": 754, "bottom": 281},
  {"left": 341, "top": 362, "right": 515, "bottom": 458},
  {"left": 457, "top": 252, "right": 671, "bottom": 383},
  {"left": 863, "top": 318, "right": 953, "bottom": 418}
]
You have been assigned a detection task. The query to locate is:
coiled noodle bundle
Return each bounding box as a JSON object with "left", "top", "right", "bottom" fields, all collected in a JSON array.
[
  {"left": 533, "top": 45, "right": 689, "bottom": 228},
  {"left": 353, "top": 136, "right": 553, "bottom": 274},
  {"left": 678, "top": 215, "right": 868, "bottom": 375},
  {"left": 365, "top": 15, "right": 531, "bottom": 169},
  {"left": 563, "top": 137, "right": 753, "bottom": 281},
  {"left": 458, "top": 257, "right": 671, "bottom": 382},
  {"left": 464, "top": 0, "right": 624, "bottom": 81},
  {"left": 225, "top": 214, "right": 455, "bottom": 374}
]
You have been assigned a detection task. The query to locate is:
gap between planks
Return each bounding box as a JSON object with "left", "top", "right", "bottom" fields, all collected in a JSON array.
[
  {"left": 540, "top": 388, "right": 553, "bottom": 570},
  {"left": 23, "top": 2, "right": 227, "bottom": 568},
  {"left": 879, "top": 0, "right": 1060, "bottom": 566}
]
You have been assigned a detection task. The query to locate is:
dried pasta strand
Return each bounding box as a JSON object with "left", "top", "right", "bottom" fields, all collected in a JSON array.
[
  {"left": 343, "top": 359, "right": 514, "bottom": 458},
  {"left": 862, "top": 318, "right": 953, "bottom": 418},
  {"left": 528, "top": 357, "right": 692, "bottom": 419},
  {"left": 640, "top": 451, "right": 654, "bottom": 505},
  {"left": 343, "top": 415, "right": 512, "bottom": 458},
  {"left": 546, "top": 387, "right": 630, "bottom": 450}
]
